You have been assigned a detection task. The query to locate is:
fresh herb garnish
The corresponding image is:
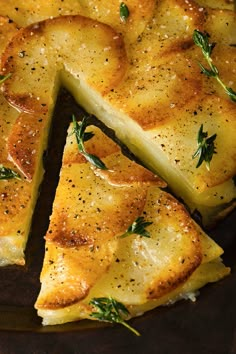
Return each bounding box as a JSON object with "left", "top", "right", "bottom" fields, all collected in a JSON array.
[
  {"left": 192, "top": 124, "right": 217, "bottom": 170},
  {"left": 120, "top": 216, "right": 152, "bottom": 238},
  {"left": 120, "top": 2, "right": 130, "bottom": 22},
  {"left": 90, "top": 297, "right": 141, "bottom": 336},
  {"left": 0, "top": 73, "right": 11, "bottom": 85},
  {"left": 0, "top": 165, "right": 21, "bottom": 180},
  {"left": 193, "top": 29, "right": 236, "bottom": 102},
  {"left": 72, "top": 115, "right": 108, "bottom": 170}
]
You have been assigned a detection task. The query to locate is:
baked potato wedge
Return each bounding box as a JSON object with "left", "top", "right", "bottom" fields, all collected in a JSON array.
[{"left": 35, "top": 123, "right": 229, "bottom": 325}]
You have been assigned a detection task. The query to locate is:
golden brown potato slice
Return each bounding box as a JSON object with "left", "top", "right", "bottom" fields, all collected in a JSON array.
[
  {"left": 196, "top": 0, "right": 234, "bottom": 10},
  {"left": 0, "top": 17, "right": 43, "bottom": 265},
  {"left": 1, "top": 15, "right": 126, "bottom": 178},
  {"left": 0, "top": 0, "right": 150, "bottom": 266},
  {"left": 1, "top": 1, "right": 235, "bottom": 226},
  {"left": 0, "top": 0, "right": 83, "bottom": 26},
  {"left": 1, "top": 14, "right": 126, "bottom": 114},
  {"left": 0, "top": 0, "right": 154, "bottom": 45},
  {"left": 35, "top": 124, "right": 229, "bottom": 326},
  {"left": 0, "top": 15, "right": 125, "bottom": 265},
  {"left": 74, "top": 0, "right": 156, "bottom": 45}
]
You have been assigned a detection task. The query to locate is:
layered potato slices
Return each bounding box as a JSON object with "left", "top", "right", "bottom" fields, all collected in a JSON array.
[
  {"left": 0, "top": 0, "right": 150, "bottom": 265},
  {"left": 0, "top": 0, "right": 234, "bottom": 327},
  {"left": 0, "top": 17, "right": 40, "bottom": 265},
  {"left": 1, "top": 0, "right": 236, "bottom": 228},
  {"left": 35, "top": 122, "right": 229, "bottom": 325},
  {"left": 0, "top": 7, "right": 128, "bottom": 265},
  {"left": 0, "top": 0, "right": 155, "bottom": 46}
]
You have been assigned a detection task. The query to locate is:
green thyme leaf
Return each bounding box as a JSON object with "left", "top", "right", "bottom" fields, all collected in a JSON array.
[
  {"left": 193, "top": 30, "right": 215, "bottom": 56},
  {"left": 84, "top": 153, "right": 108, "bottom": 170},
  {"left": 0, "top": 165, "right": 21, "bottom": 180},
  {"left": 226, "top": 87, "right": 236, "bottom": 103},
  {"left": 90, "top": 297, "right": 141, "bottom": 336},
  {"left": 0, "top": 73, "right": 11, "bottom": 85},
  {"left": 120, "top": 216, "right": 153, "bottom": 238},
  {"left": 193, "top": 29, "right": 236, "bottom": 102},
  {"left": 120, "top": 2, "right": 130, "bottom": 22},
  {"left": 198, "top": 62, "right": 217, "bottom": 78},
  {"left": 192, "top": 124, "right": 217, "bottom": 170},
  {"left": 72, "top": 115, "right": 108, "bottom": 170}
]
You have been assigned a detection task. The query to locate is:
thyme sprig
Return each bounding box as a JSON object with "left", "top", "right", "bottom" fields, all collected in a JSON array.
[
  {"left": 192, "top": 124, "right": 217, "bottom": 170},
  {"left": 72, "top": 115, "right": 108, "bottom": 170},
  {"left": 0, "top": 73, "right": 11, "bottom": 85},
  {"left": 0, "top": 165, "right": 21, "bottom": 180},
  {"left": 120, "top": 216, "right": 152, "bottom": 238},
  {"left": 120, "top": 2, "right": 130, "bottom": 22},
  {"left": 90, "top": 297, "right": 141, "bottom": 336},
  {"left": 193, "top": 29, "right": 236, "bottom": 102}
]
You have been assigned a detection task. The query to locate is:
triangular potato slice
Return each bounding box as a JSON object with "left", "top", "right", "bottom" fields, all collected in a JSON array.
[
  {"left": 35, "top": 123, "right": 229, "bottom": 326},
  {"left": 1, "top": 0, "right": 235, "bottom": 227}
]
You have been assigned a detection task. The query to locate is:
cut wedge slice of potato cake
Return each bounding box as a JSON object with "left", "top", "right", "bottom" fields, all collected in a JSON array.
[{"left": 35, "top": 123, "right": 229, "bottom": 326}]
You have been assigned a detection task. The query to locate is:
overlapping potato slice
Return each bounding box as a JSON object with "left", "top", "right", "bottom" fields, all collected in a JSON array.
[
  {"left": 1, "top": 14, "right": 127, "bottom": 177},
  {"left": 95, "top": 0, "right": 236, "bottom": 225},
  {"left": 0, "top": 1, "right": 231, "bottom": 326},
  {"left": 0, "top": 2, "right": 151, "bottom": 266},
  {"left": 0, "top": 15, "right": 125, "bottom": 265},
  {"left": 0, "top": 0, "right": 83, "bottom": 26},
  {"left": 0, "top": 17, "right": 44, "bottom": 265},
  {"left": 35, "top": 124, "right": 229, "bottom": 326},
  {"left": 0, "top": 0, "right": 154, "bottom": 45},
  {"left": 1, "top": 0, "right": 235, "bottom": 227}
]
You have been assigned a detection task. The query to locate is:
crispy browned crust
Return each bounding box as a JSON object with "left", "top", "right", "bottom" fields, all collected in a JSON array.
[
  {"left": 146, "top": 191, "right": 202, "bottom": 299},
  {"left": 7, "top": 112, "right": 48, "bottom": 180},
  {"left": 0, "top": 16, "right": 18, "bottom": 61},
  {"left": 1, "top": 14, "right": 127, "bottom": 180},
  {"left": 1, "top": 2, "right": 235, "bottom": 205},
  {"left": 45, "top": 183, "right": 148, "bottom": 249},
  {"left": 0, "top": 0, "right": 234, "bottom": 275},
  {"left": 1, "top": 15, "right": 127, "bottom": 113},
  {"left": 0, "top": 0, "right": 156, "bottom": 45}
]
